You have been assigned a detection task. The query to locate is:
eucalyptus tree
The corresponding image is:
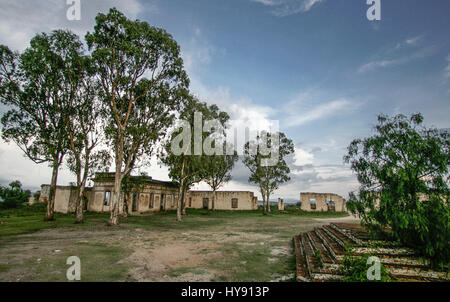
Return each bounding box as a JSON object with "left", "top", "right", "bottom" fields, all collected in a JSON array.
[
  {"left": 0, "top": 30, "right": 86, "bottom": 221},
  {"left": 199, "top": 105, "right": 237, "bottom": 211},
  {"left": 86, "top": 8, "right": 189, "bottom": 225},
  {"left": 162, "top": 97, "right": 221, "bottom": 221},
  {"left": 243, "top": 132, "right": 294, "bottom": 215},
  {"left": 344, "top": 113, "right": 449, "bottom": 266},
  {"left": 202, "top": 146, "right": 238, "bottom": 211},
  {"left": 64, "top": 55, "right": 112, "bottom": 224}
]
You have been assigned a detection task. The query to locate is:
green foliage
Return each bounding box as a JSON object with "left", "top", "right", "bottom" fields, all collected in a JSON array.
[
  {"left": 243, "top": 131, "right": 294, "bottom": 214},
  {"left": 0, "top": 30, "right": 90, "bottom": 220},
  {"left": 85, "top": 8, "right": 190, "bottom": 224},
  {"left": 0, "top": 181, "right": 31, "bottom": 209},
  {"left": 0, "top": 202, "right": 47, "bottom": 218},
  {"left": 162, "top": 96, "right": 221, "bottom": 187},
  {"left": 344, "top": 113, "right": 450, "bottom": 267},
  {"left": 85, "top": 7, "right": 189, "bottom": 169},
  {"left": 0, "top": 30, "right": 85, "bottom": 164},
  {"left": 313, "top": 249, "right": 323, "bottom": 268},
  {"left": 341, "top": 253, "right": 390, "bottom": 282}
]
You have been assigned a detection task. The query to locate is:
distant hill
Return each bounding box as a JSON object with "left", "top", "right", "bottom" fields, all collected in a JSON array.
[{"left": 257, "top": 198, "right": 299, "bottom": 206}]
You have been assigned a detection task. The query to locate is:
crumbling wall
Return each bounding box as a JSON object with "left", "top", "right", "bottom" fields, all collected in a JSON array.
[
  {"left": 186, "top": 191, "right": 257, "bottom": 210},
  {"left": 300, "top": 192, "right": 347, "bottom": 212}
]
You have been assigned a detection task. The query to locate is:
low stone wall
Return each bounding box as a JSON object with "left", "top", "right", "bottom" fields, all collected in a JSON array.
[
  {"left": 300, "top": 192, "right": 347, "bottom": 212},
  {"left": 186, "top": 191, "right": 258, "bottom": 210},
  {"left": 39, "top": 185, "right": 79, "bottom": 214}
]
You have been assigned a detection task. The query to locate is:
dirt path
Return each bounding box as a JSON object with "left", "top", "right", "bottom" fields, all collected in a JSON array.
[{"left": 0, "top": 215, "right": 357, "bottom": 282}]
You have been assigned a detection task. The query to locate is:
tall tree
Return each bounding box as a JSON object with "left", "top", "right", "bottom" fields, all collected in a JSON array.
[
  {"left": 0, "top": 30, "right": 85, "bottom": 221},
  {"left": 86, "top": 8, "right": 189, "bottom": 225},
  {"left": 64, "top": 55, "right": 111, "bottom": 223},
  {"left": 243, "top": 131, "right": 294, "bottom": 215},
  {"left": 162, "top": 97, "right": 224, "bottom": 221},
  {"left": 200, "top": 104, "right": 237, "bottom": 211},
  {"left": 203, "top": 147, "right": 238, "bottom": 211},
  {"left": 344, "top": 113, "right": 449, "bottom": 266}
]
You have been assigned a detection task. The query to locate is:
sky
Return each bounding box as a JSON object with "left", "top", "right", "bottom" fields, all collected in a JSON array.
[{"left": 0, "top": 0, "right": 449, "bottom": 202}]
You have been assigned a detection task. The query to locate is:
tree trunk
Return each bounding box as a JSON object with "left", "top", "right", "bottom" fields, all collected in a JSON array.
[
  {"left": 75, "top": 184, "right": 85, "bottom": 224},
  {"left": 267, "top": 194, "right": 271, "bottom": 213},
  {"left": 181, "top": 186, "right": 187, "bottom": 215},
  {"left": 212, "top": 188, "right": 216, "bottom": 211},
  {"left": 261, "top": 190, "right": 267, "bottom": 215},
  {"left": 177, "top": 178, "right": 184, "bottom": 222},
  {"left": 122, "top": 194, "right": 129, "bottom": 218},
  {"left": 177, "top": 159, "right": 186, "bottom": 222},
  {"left": 75, "top": 159, "right": 89, "bottom": 224},
  {"left": 109, "top": 164, "right": 122, "bottom": 226},
  {"left": 45, "top": 162, "right": 59, "bottom": 221}
]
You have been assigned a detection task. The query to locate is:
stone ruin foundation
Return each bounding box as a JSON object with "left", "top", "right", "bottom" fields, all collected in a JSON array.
[{"left": 294, "top": 223, "right": 449, "bottom": 282}]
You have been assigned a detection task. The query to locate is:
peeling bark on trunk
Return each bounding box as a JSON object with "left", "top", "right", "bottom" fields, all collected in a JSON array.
[
  {"left": 75, "top": 158, "right": 89, "bottom": 224},
  {"left": 109, "top": 137, "right": 125, "bottom": 226},
  {"left": 75, "top": 185, "right": 85, "bottom": 224},
  {"left": 261, "top": 189, "right": 267, "bottom": 215},
  {"left": 212, "top": 189, "right": 216, "bottom": 211},
  {"left": 176, "top": 179, "right": 183, "bottom": 222},
  {"left": 122, "top": 194, "right": 129, "bottom": 218},
  {"left": 45, "top": 162, "right": 59, "bottom": 221},
  {"left": 177, "top": 158, "right": 186, "bottom": 221},
  {"left": 109, "top": 165, "right": 122, "bottom": 226},
  {"left": 181, "top": 187, "right": 187, "bottom": 216}
]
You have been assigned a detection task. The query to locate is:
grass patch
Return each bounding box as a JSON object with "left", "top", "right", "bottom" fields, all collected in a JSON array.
[
  {"left": 0, "top": 264, "right": 11, "bottom": 273},
  {"left": 22, "top": 242, "right": 133, "bottom": 282},
  {"left": 0, "top": 205, "right": 348, "bottom": 238},
  {"left": 167, "top": 267, "right": 208, "bottom": 278},
  {"left": 209, "top": 240, "right": 296, "bottom": 282}
]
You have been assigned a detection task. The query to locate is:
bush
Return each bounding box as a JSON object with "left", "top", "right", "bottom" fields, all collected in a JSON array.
[
  {"left": 0, "top": 181, "right": 31, "bottom": 209},
  {"left": 344, "top": 113, "right": 450, "bottom": 268},
  {"left": 341, "top": 253, "right": 391, "bottom": 282}
]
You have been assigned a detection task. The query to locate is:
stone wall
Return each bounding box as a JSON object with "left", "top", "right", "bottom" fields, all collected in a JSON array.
[
  {"left": 186, "top": 191, "right": 258, "bottom": 210},
  {"left": 278, "top": 198, "right": 285, "bottom": 211},
  {"left": 40, "top": 176, "right": 259, "bottom": 214},
  {"left": 88, "top": 180, "right": 179, "bottom": 214},
  {"left": 300, "top": 192, "right": 347, "bottom": 212},
  {"left": 39, "top": 185, "right": 79, "bottom": 214}
]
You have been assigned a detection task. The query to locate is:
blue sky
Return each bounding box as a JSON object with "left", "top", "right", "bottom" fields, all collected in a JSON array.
[{"left": 0, "top": 0, "right": 449, "bottom": 201}]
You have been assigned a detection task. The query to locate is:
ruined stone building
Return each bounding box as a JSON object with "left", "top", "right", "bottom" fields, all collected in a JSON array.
[
  {"left": 299, "top": 192, "right": 347, "bottom": 212},
  {"left": 187, "top": 191, "right": 258, "bottom": 211},
  {"left": 39, "top": 173, "right": 258, "bottom": 214}
]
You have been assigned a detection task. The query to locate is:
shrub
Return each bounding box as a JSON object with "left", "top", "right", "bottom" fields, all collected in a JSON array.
[
  {"left": 344, "top": 113, "right": 450, "bottom": 268},
  {"left": 341, "top": 253, "right": 390, "bottom": 282},
  {"left": 0, "top": 181, "right": 31, "bottom": 209}
]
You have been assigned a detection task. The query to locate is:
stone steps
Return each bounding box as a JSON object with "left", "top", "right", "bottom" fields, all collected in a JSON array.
[{"left": 294, "top": 223, "right": 449, "bottom": 282}]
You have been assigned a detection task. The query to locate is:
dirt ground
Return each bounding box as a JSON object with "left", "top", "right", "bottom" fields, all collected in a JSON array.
[{"left": 0, "top": 213, "right": 359, "bottom": 282}]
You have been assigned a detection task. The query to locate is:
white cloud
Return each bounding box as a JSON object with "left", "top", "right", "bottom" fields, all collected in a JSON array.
[
  {"left": 406, "top": 35, "right": 423, "bottom": 46},
  {"left": 0, "top": 0, "right": 151, "bottom": 190},
  {"left": 0, "top": 0, "right": 147, "bottom": 51},
  {"left": 284, "top": 97, "right": 354, "bottom": 127},
  {"left": 293, "top": 147, "right": 314, "bottom": 166},
  {"left": 181, "top": 27, "right": 225, "bottom": 72},
  {"left": 444, "top": 54, "right": 450, "bottom": 79},
  {"left": 250, "top": 0, "right": 324, "bottom": 16},
  {"left": 181, "top": 27, "right": 277, "bottom": 145},
  {"left": 359, "top": 36, "right": 436, "bottom": 74},
  {"left": 358, "top": 58, "right": 404, "bottom": 73}
]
